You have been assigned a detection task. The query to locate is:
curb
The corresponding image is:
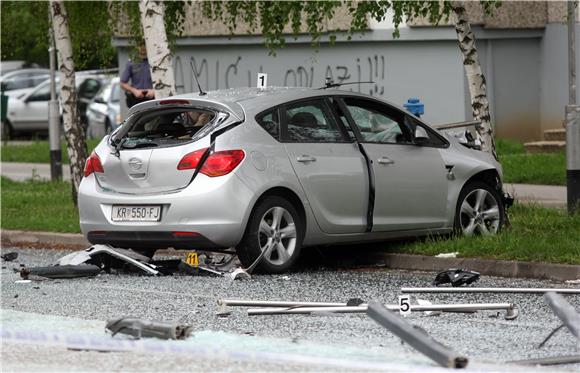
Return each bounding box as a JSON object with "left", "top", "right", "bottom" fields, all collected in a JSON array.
[
  {"left": 2, "top": 230, "right": 89, "bottom": 248},
  {"left": 370, "top": 253, "right": 580, "bottom": 282},
  {"left": 2, "top": 230, "right": 579, "bottom": 282}
]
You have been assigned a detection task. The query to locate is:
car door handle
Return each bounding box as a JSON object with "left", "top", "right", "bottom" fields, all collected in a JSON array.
[
  {"left": 296, "top": 155, "right": 317, "bottom": 163},
  {"left": 377, "top": 157, "right": 395, "bottom": 165}
]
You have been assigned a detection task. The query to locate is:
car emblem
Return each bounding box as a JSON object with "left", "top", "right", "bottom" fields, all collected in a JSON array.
[{"left": 128, "top": 157, "right": 143, "bottom": 171}]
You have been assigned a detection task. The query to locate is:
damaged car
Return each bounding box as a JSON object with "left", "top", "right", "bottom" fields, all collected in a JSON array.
[{"left": 79, "top": 87, "right": 508, "bottom": 273}]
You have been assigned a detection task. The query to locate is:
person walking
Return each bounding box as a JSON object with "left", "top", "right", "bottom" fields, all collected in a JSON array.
[{"left": 120, "top": 43, "right": 155, "bottom": 108}]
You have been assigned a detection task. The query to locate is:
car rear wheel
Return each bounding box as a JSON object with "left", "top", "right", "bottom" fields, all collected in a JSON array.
[
  {"left": 236, "top": 196, "right": 303, "bottom": 274},
  {"left": 455, "top": 181, "right": 504, "bottom": 236}
]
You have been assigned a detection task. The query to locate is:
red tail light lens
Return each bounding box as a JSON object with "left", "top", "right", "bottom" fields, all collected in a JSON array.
[
  {"left": 177, "top": 148, "right": 245, "bottom": 177},
  {"left": 177, "top": 148, "right": 208, "bottom": 170},
  {"left": 84, "top": 152, "right": 104, "bottom": 177}
]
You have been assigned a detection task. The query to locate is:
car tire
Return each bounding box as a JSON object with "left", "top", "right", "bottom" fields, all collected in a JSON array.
[
  {"left": 455, "top": 181, "right": 504, "bottom": 236},
  {"left": 236, "top": 196, "right": 303, "bottom": 274}
]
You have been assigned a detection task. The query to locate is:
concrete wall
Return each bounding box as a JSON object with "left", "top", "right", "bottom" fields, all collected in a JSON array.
[
  {"left": 116, "top": 23, "right": 577, "bottom": 141},
  {"left": 476, "top": 38, "right": 542, "bottom": 141},
  {"left": 540, "top": 23, "right": 580, "bottom": 135},
  {"left": 118, "top": 36, "right": 467, "bottom": 126}
]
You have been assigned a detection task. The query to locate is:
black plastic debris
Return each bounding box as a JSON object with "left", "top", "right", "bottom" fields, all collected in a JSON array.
[
  {"left": 106, "top": 317, "right": 193, "bottom": 340},
  {"left": 346, "top": 298, "right": 365, "bottom": 306},
  {"left": 432, "top": 269, "right": 480, "bottom": 287},
  {"left": 1, "top": 252, "right": 18, "bottom": 262},
  {"left": 20, "top": 265, "right": 102, "bottom": 279}
]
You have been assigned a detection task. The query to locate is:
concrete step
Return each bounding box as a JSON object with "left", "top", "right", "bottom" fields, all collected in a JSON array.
[
  {"left": 543, "top": 128, "right": 566, "bottom": 141},
  {"left": 523, "top": 140, "right": 565, "bottom": 153}
]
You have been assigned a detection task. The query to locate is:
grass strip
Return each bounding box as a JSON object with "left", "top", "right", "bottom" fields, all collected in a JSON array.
[
  {"left": 1, "top": 177, "right": 80, "bottom": 233},
  {"left": 1, "top": 139, "right": 100, "bottom": 164},
  {"left": 392, "top": 203, "right": 580, "bottom": 265},
  {"left": 2, "top": 177, "right": 579, "bottom": 264}
]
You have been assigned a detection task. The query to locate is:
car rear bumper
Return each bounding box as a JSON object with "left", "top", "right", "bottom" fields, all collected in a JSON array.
[
  {"left": 87, "top": 230, "right": 221, "bottom": 250},
  {"left": 78, "top": 172, "right": 255, "bottom": 249}
]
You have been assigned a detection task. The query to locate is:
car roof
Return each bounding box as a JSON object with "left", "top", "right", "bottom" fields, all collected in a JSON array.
[{"left": 169, "top": 86, "right": 399, "bottom": 118}]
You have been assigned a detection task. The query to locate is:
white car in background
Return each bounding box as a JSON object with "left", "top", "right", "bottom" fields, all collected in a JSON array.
[
  {"left": 0, "top": 68, "right": 49, "bottom": 98},
  {"left": 4, "top": 73, "right": 110, "bottom": 138},
  {"left": 86, "top": 77, "right": 121, "bottom": 139}
]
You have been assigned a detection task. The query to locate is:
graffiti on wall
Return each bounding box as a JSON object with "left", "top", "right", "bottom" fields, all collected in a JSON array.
[{"left": 174, "top": 54, "right": 386, "bottom": 96}]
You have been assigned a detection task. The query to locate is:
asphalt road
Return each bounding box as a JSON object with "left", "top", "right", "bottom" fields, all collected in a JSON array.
[{"left": 1, "top": 247, "right": 579, "bottom": 372}]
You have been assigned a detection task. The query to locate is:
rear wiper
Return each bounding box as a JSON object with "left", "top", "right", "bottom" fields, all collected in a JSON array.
[{"left": 111, "top": 137, "right": 126, "bottom": 158}]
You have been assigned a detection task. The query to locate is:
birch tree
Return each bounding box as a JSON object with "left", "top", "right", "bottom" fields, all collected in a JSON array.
[
  {"left": 201, "top": 0, "right": 501, "bottom": 155},
  {"left": 50, "top": 0, "right": 87, "bottom": 204},
  {"left": 139, "top": 0, "right": 176, "bottom": 98},
  {"left": 452, "top": 1, "right": 495, "bottom": 155}
]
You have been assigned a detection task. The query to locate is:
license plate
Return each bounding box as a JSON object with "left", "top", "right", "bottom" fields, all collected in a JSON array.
[{"left": 111, "top": 205, "right": 161, "bottom": 222}]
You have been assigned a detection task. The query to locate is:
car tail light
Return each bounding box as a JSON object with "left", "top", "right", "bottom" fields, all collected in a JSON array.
[
  {"left": 177, "top": 148, "right": 245, "bottom": 177},
  {"left": 84, "top": 152, "right": 104, "bottom": 177},
  {"left": 177, "top": 148, "right": 208, "bottom": 170},
  {"left": 172, "top": 231, "right": 200, "bottom": 237}
]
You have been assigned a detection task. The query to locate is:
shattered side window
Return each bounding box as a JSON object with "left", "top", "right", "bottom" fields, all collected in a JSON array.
[
  {"left": 283, "top": 100, "right": 347, "bottom": 143},
  {"left": 343, "top": 98, "right": 412, "bottom": 144},
  {"left": 256, "top": 109, "right": 280, "bottom": 140}
]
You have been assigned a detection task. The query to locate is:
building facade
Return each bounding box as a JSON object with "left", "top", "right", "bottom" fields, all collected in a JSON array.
[{"left": 115, "top": 1, "right": 580, "bottom": 141}]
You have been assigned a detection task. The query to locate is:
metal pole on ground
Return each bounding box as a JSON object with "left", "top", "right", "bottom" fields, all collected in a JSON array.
[
  {"left": 48, "top": 10, "right": 62, "bottom": 181},
  {"left": 567, "top": 0, "right": 580, "bottom": 213},
  {"left": 366, "top": 301, "right": 469, "bottom": 369}
]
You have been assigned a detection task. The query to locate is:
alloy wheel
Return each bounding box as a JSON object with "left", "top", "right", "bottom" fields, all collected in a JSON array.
[
  {"left": 257, "top": 206, "right": 297, "bottom": 265},
  {"left": 459, "top": 188, "right": 501, "bottom": 236}
]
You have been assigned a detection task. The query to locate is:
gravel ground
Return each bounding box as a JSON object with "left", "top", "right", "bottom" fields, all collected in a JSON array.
[{"left": 1, "top": 247, "right": 579, "bottom": 371}]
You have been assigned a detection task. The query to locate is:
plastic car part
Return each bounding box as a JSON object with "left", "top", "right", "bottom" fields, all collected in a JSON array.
[
  {"left": 56, "top": 244, "right": 160, "bottom": 275},
  {"left": 1, "top": 252, "right": 18, "bottom": 261},
  {"left": 20, "top": 265, "right": 102, "bottom": 279},
  {"left": 366, "top": 301, "right": 469, "bottom": 369},
  {"left": 106, "top": 317, "right": 193, "bottom": 340},
  {"left": 432, "top": 268, "right": 481, "bottom": 287}
]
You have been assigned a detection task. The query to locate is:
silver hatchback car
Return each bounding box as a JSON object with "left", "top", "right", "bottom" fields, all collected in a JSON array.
[{"left": 79, "top": 87, "right": 507, "bottom": 273}]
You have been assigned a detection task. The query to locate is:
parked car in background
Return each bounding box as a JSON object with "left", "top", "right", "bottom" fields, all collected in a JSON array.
[
  {"left": 79, "top": 87, "right": 508, "bottom": 274},
  {"left": 87, "top": 77, "right": 121, "bottom": 139},
  {"left": 0, "top": 68, "right": 49, "bottom": 97},
  {"left": 4, "top": 72, "right": 111, "bottom": 138}
]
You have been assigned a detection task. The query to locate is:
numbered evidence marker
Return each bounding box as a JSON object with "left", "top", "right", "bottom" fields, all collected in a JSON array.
[
  {"left": 257, "top": 73, "right": 268, "bottom": 90},
  {"left": 399, "top": 294, "right": 411, "bottom": 316},
  {"left": 185, "top": 252, "right": 199, "bottom": 267}
]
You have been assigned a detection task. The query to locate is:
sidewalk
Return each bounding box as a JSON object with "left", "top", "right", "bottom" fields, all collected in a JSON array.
[{"left": 0, "top": 162, "right": 567, "bottom": 208}]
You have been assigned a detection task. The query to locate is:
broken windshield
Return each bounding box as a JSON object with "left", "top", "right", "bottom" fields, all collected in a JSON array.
[{"left": 111, "top": 107, "right": 219, "bottom": 150}]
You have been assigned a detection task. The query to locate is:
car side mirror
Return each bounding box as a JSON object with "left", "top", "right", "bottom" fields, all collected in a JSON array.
[{"left": 414, "top": 126, "right": 429, "bottom": 145}]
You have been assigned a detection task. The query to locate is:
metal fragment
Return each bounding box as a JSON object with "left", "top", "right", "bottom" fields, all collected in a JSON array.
[
  {"left": 106, "top": 317, "right": 193, "bottom": 340},
  {"left": 247, "top": 302, "right": 518, "bottom": 320},
  {"left": 366, "top": 301, "right": 469, "bottom": 369}
]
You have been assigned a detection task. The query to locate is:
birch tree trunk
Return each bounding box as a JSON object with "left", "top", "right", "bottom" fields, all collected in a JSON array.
[
  {"left": 139, "top": 0, "right": 176, "bottom": 98},
  {"left": 50, "top": 0, "right": 87, "bottom": 205},
  {"left": 452, "top": 2, "right": 496, "bottom": 157}
]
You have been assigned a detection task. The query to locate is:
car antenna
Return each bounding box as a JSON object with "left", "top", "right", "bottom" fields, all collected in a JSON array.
[
  {"left": 190, "top": 60, "right": 207, "bottom": 96},
  {"left": 319, "top": 77, "right": 375, "bottom": 90}
]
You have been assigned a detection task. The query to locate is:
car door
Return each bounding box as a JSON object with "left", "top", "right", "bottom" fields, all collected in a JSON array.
[
  {"left": 282, "top": 98, "right": 369, "bottom": 234},
  {"left": 12, "top": 82, "right": 51, "bottom": 131},
  {"left": 339, "top": 97, "right": 448, "bottom": 231}
]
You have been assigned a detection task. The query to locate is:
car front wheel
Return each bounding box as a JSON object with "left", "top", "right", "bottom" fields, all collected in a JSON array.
[
  {"left": 455, "top": 181, "right": 504, "bottom": 236},
  {"left": 236, "top": 196, "right": 303, "bottom": 274}
]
